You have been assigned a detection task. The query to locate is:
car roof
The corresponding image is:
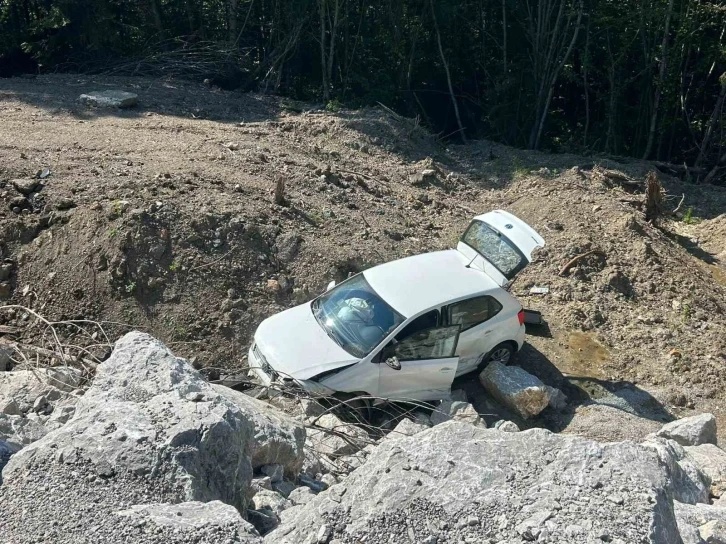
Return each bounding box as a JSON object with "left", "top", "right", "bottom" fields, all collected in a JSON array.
[{"left": 362, "top": 249, "right": 501, "bottom": 318}]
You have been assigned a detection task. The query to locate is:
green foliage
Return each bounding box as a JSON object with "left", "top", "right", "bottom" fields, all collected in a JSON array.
[
  {"left": 169, "top": 261, "right": 181, "bottom": 272},
  {"left": 683, "top": 207, "right": 701, "bottom": 224},
  {"left": 325, "top": 99, "right": 342, "bottom": 113}
]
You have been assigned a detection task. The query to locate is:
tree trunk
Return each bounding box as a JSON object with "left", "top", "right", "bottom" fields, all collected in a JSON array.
[
  {"left": 228, "top": 0, "right": 238, "bottom": 43},
  {"left": 185, "top": 0, "right": 196, "bottom": 34},
  {"left": 319, "top": 0, "right": 329, "bottom": 100},
  {"left": 502, "top": 0, "right": 507, "bottom": 74},
  {"left": 430, "top": 0, "right": 467, "bottom": 142},
  {"left": 528, "top": 0, "right": 584, "bottom": 150},
  {"left": 582, "top": 18, "right": 590, "bottom": 148},
  {"left": 326, "top": 0, "right": 341, "bottom": 91},
  {"left": 695, "top": 73, "right": 726, "bottom": 167},
  {"left": 642, "top": 0, "right": 675, "bottom": 160},
  {"left": 149, "top": 0, "right": 163, "bottom": 33}
]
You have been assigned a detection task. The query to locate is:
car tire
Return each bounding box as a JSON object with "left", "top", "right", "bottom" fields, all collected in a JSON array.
[
  {"left": 334, "top": 393, "right": 372, "bottom": 424},
  {"left": 478, "top": 342, "right": 515, "bottom": 370}
]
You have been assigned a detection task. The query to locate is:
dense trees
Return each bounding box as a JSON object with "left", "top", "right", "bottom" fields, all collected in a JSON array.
[{"left": 1, "top": 0, "right": 725, "bottom": 181}]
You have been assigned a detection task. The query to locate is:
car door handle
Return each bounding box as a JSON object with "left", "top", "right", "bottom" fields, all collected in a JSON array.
[
  {"left": 483, "top": 330, "right": 493, "bottom": 335},
  {"left": 439, "top": 368, "right": 453, "bottom": 373}
]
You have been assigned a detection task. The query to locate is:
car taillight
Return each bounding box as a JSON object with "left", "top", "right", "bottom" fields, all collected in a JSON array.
[{"left": 517, "top": 309, "right": 525, "bottom": 326}]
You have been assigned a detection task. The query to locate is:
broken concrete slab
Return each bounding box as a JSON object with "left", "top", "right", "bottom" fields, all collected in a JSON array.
[
  {"left": 79, "top": 90, "right": 139, "bottom": 109},
  {"left": 657, "top": 413, "right": 717, "bottom": 446},
  {"left": 479, "top": 362, "right": 550, "bottom": 419}
]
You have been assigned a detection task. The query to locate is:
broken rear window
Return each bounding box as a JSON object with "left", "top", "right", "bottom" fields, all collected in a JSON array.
[{"left": 461, "top": 220, "right": 526, "bottom": 279}]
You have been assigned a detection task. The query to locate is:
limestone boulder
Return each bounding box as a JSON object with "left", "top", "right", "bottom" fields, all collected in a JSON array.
[
  {"left": 267, "top": 422, "right": 690, "bottom": 543},
  {"left": 2, "top": 332, "right": 305, "bottom": 515},
  {"left": 658, "top": 413, "right": 717, "bottom": 446},
  {"left": 479, "top": 362, "right": 550, "bottom": 419}
]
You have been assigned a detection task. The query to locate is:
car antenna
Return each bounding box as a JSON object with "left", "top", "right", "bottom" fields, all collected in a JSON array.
[{"left": 465, "top": 253, "right": 478, "bottom": 269}]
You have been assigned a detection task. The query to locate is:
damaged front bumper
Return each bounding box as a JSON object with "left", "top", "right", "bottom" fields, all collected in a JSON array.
[{"left": 248, "top": 344, "right": 336, "bottom": 398}]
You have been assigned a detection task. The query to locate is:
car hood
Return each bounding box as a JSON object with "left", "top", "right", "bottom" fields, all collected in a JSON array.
[{"left": 253, "top": 302, "right": 358, "bottom": 380}]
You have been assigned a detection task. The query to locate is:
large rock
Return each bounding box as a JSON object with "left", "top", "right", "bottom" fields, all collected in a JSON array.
[
  {"left": 560, "top": 402, "right": 662, "bottom": 442},
  {"left": 0, "top": 345, "right": 11, "bottom": 371},
  {"left": 0, "top": 366, "right": 82, "bottom": 411},
  {"left": 701, "top": 520, "right": 726, "bottom": 544},
  {"left": 79, "top": 90, "right": 139, "bottom": 108},
  {"left": 686, "top": 444, "right": 726, "bottom": 498},
  {"left": 116, "top": 501, "right": 261, "bottom": 542},
  {"left": 0, "top": 413, "right": 48, "bottom": 445},
  {"left": 267, "top": 422, "right": 693, "bottom": 543},
  {"left": 479, "top": 361, "right": 550, "bottom": 418},
  {"left": 305, "top": 413, "right": 369, "bottom": 458},
  {"left": 642, "top": 436, "right": 710, "bottom": 504},
  {"left": 0, "top": 439, "right": 21, "bottom": 482},
  {"left": 658, "top": 414, "right": 717, "bottom": 446},
  {"left": 430, "top": 400, "right": 486, "bottom": 427},
  {"left": 0, "top": 332, "right": 306, "bottom": 542},
  {"left": 675, "top": 501, "right": 726, "bottom": 544},
  {"left": 213, "top": 385, "right": 305, "bottom": 478}
]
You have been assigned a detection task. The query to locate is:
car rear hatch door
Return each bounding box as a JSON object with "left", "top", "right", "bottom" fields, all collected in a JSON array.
[{"left": 457, "top": 210, "right": 545, "bottom": 286}]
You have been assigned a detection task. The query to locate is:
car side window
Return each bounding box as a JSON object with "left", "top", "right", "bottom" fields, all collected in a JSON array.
[
  {"left": 395, "top": 310, "right": 440, "bottom": 342},
  {"left": 444, "top": 296, "right": 502, "bottom": 332},
  {"left": 392, "top": 325, "right": 460, "bottom": 361}
]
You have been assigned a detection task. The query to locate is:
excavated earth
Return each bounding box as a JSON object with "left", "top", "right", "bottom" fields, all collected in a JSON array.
[{"left": 0, "top": 74, "right": 725, "bottom": 443}]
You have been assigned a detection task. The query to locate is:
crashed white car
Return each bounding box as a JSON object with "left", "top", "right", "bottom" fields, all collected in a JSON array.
[{"left": 249, "top": 210, "right": 544, "bottom": 402}]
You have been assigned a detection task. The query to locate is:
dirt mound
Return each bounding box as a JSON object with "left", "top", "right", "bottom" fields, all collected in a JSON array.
[{"left": 1, "top": 74, "right": 725, "bottom": 440}]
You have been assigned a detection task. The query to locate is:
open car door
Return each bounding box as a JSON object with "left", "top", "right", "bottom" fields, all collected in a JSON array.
[
  {"left": 457, "top": 210, "right": 545, "bottom": 287},
  {"left": 376, "top": 325, "right": 460, "bottom": 401}
]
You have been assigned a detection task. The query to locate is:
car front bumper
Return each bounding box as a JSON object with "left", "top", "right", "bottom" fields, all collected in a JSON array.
[{"left": 248, "top": 343, "right": 274, "bottom": 386}]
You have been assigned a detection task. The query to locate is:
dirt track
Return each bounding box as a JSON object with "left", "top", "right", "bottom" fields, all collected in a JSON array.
[{"left": 1, "top": 74, "right": 725, "bottom": 441}]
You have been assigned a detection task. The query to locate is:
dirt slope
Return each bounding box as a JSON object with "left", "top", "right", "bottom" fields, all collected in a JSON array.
[{"left": 0, "top": 74, "right": 725, "bottom": 439}]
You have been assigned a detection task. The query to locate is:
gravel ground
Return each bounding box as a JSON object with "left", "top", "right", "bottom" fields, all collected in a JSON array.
[{"left": 0, "top": 460, "right": 257, "bottom": 544}]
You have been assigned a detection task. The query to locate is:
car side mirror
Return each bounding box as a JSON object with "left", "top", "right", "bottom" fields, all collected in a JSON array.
[
  {"left": 326, "top": 280, "right": 336, "bottom": 292},
  {"left": 385, "top": 356, "right": 401, "bottom": 371}
]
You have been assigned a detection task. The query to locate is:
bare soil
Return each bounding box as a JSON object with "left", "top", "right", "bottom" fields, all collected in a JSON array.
[{"left": 1, "top": 75, "right": 725, "bottom": 441}]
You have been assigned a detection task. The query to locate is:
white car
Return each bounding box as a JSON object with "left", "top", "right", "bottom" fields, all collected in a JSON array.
[{"left": 249, "top": 210, "right": 544, "bottom": 403}]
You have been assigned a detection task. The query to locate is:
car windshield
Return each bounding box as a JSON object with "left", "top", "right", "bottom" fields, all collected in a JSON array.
[
  {"left": 461, "top": 220, "right": 526, "bottom": 278},
  {"left": 311, "top": 274, "right": 405, "bottom": 358}
]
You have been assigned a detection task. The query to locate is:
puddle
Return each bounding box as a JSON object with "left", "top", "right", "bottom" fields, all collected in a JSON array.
[{"left": 561, "top": 332, "right": 610, "bottom": 380}]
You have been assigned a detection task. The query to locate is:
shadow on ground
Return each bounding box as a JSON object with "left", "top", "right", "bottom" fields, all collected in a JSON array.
[
  {"left": 0, "top": 73, "right": 283, "bottom": 124},
  {"left": 453, "top": 341, "right": 674, "bottom": 435}
]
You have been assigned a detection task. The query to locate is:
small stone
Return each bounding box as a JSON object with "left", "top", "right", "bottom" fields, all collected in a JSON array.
[
  {"left": 261, "top": 464, "right": 284, "bottom": 483},
  {"left": 607, "top": 494, "right": 624, "bottom": 505},
  {"left": 1, "top": 399, "right": 21, "bottom": 415},
  {"left": 494, "top": 420, "right": 521, "bottom": 432},
  {"left": 79, "top": 91, "right": 138, "bottom": 108},
  {"left": 32, "top": 395, "right": 49, "bottom": 414},
  {"left": 0, "top": 264, "right": 13, "bottom": 282},
  {"left": 55, "top": 197, "right": 76, "bottom": 210},
  {"left": 316, "top": 524, "right": 331, "bottom": 543},
  {"left": 11, "top": 179, "right": 39, "bottom": 196},
  {"left": 467, "top": 516, "right": 480, "bottom": 526}
]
